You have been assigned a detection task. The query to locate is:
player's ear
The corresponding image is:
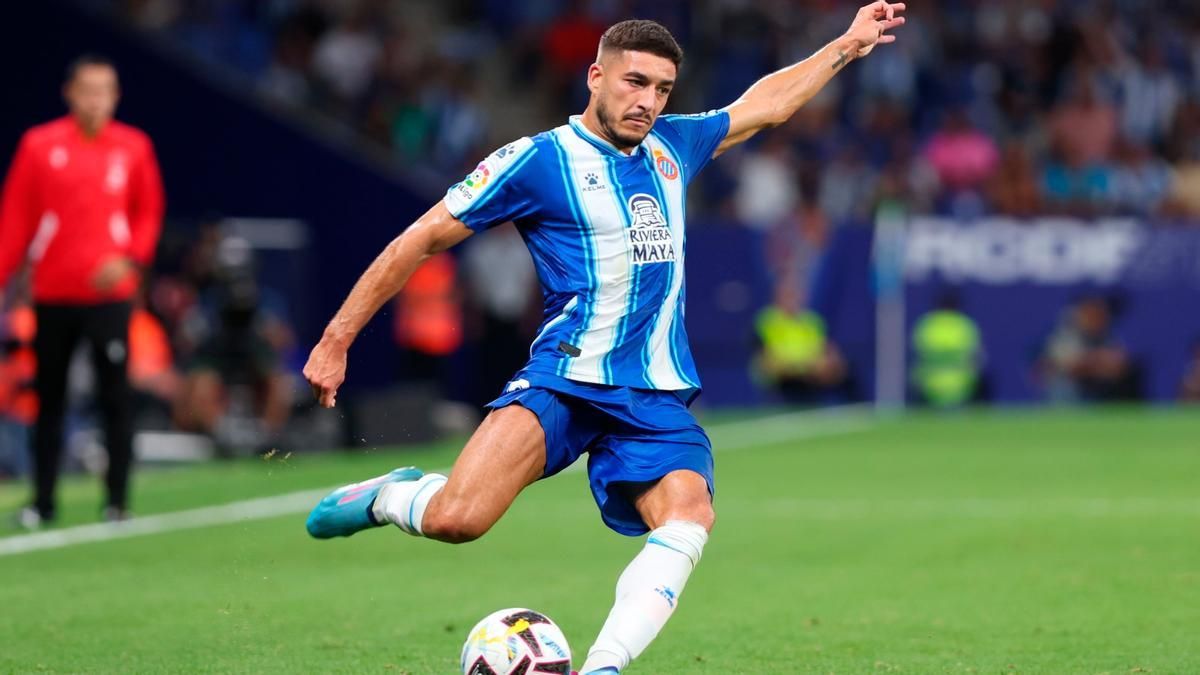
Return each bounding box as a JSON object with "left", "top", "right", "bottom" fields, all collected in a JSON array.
[{"left": 587, "top": 62, "right": 604, "bottom": 95}]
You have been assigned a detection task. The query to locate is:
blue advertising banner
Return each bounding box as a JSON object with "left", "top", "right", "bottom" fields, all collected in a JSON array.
[{"left": 812, "top": 218, "right": 1200, "bottom": 403}]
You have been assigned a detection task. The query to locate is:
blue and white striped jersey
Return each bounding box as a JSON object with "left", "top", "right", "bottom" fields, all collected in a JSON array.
[{"left": 443, "top": 111, "right": 730, "bottom": 393}]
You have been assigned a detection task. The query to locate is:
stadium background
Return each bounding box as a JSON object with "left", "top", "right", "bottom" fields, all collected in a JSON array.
[
  {"left": 1, "top": 2, "right": 1199, "bottom": 672},
  {"left": 4, "top": 1, "right": 1200, "bottom": 423}
]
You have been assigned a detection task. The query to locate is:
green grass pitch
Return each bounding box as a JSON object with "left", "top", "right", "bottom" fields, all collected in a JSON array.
[{"left": 1, "top": 407, "right": 1197, "bottom": 673}]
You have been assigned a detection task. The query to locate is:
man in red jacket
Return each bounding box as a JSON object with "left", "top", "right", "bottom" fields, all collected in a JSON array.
[{"left": 0, "top": 55, "right": 164, "bottom": 528}]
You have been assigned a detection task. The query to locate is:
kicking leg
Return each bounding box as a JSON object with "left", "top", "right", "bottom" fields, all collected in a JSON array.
[
  {"left": 581, "top": 469, "right": 714, "bottom": 674},
  {"left": 406, "top": 405, "right": 545, "bottom": 543},
  {"left": 308, "top": 404, "right": 546, "bottom": 543}
]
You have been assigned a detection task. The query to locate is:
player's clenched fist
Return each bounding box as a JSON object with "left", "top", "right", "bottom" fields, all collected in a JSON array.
[{"left": 304, "top": 339, "right": 347, "bottom": 408}]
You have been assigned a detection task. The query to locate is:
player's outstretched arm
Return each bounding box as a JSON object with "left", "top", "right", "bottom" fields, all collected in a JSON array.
[
  {"left": 715, "top": 1, "right": 905, "bottom": 157},
  {"left": 304, "top": 202, "right": 473, "bottom": 407}
]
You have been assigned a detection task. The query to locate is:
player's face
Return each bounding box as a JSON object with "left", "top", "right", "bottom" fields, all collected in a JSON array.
[
  {"left": 590, "top": 50, "right": 676, "bottom": 148},
  {"left": 65, "top": 64, "right": 120, "bottom": 135}
]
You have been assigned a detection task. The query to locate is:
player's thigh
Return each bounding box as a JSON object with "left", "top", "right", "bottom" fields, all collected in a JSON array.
[
  {"left": 433, "top": 404, "right": 548, "bottom": 526},
  {"left": 631, "top": 469, "right": 715, "bottom": 532}
]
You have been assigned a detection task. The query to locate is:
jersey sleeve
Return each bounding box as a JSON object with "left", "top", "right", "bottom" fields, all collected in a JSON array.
[
  {"left": 127, "top": 133, "right": 165, "bottom": 266},
  {"left": 0, "top": 133, "right": 40, "bottom": 289},
  {"left": 443, "top": 137, "right": 539, "bottom": 232},
  {"left": 654, "top": 110, "right": 731, "bottom": 181}
]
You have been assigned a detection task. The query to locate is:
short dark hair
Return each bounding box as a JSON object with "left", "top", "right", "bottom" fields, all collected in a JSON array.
[
  {"left": 599, "top": 20, "right": 683, "bottom": 67},
  {"left": 66, "top": 54, "right": 117, "bottom": 83}
]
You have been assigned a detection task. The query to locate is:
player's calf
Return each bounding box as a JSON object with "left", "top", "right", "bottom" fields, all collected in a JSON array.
[{"left": 410, "top": 482, "right": 513, "bottom": 543}]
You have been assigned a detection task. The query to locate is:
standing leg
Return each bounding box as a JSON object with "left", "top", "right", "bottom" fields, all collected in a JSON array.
[
  {"left": 581, "top": 470, "right": 714, "bottom": 673},
  {"left": 31, "top": 305, "right": 81, "bottom": 520},
  {"left": 85, "top": 302, "right": 134, "bottom": 513}
]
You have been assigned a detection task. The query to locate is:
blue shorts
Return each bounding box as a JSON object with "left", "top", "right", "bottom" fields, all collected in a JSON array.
[{"left": 486, "top": 370, "right": 713, "bottom": 537}]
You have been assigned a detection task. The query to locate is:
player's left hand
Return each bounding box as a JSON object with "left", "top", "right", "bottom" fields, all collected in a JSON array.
[
  {"left": 92, "top": 256, "right": 137, "bottom": 293},
  {"left": 844, "top": 1, "right": 906, "bottom": 58},
  {"left": 304, "top": 338, "right": 348, "bottom": 408}
]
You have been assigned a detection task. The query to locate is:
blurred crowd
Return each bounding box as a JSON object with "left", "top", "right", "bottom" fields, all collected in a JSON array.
[
  {"left": 5, "top": 1, "right": 1200, "bottom": 478},
  {"left": 107, "top": 0, "right": 1200, "bottom": 228}
]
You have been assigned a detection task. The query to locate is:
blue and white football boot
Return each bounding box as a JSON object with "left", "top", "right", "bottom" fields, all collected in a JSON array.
[{"left": 305, "top": 467, "right": 423, "bottom": 539}]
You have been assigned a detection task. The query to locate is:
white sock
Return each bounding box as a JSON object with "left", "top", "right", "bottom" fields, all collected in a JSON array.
[
  {"left": 581, "top": 520, "right": 709, "bottom": 673},
  {"left": 371, "top": 473, "right": 447, "bottom": 536}
]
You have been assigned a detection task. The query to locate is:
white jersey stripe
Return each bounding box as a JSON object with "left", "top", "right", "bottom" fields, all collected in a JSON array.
[
  {"left": 557, "top": 128, "right": 632, "bottom": 383},
  {"left": 601, "top": 152, "right": 644, "bottom": 384}
]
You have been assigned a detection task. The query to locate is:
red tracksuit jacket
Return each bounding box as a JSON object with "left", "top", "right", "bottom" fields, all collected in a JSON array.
[{"left": 0, "top": 116, "right": 164, "bottom": 304}]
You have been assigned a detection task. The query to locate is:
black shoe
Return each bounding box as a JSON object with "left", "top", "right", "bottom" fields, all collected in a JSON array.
[
  {"left": 15, "top": 506, "right": 52, "bottom": 531},
  {"left": 102, "top": 506, "right": 132, "bottom": 523}
]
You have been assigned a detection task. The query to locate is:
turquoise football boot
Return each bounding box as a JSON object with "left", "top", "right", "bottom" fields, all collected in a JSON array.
[{"left": 306, "top": 467, "right": 423, "bottom": 539}]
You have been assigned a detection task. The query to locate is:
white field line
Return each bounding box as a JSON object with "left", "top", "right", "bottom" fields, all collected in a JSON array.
[{"left": 0, "top": 406, "right": 875, "bottom": 558}]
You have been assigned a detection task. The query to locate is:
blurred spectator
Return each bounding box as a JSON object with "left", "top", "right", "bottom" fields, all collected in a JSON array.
[
  {"left": 259, "top": 11, "right": 318, "bottom": 105},
  {"left": 173, "top": 236, "right": 293, "bottom": 455},
  {"left": 0, "top": 274, "right": 36, "bottom": 479},
  {"left": 819, "top": 144, "right": 878, "bottom": 224},
  {"left": 127, "top": 295, "right": 180, "bottom": 428},
  {"left": 1109, "top": 138, "right": 1172, "bottom": 216},
  {"left": 986, "top": 142, "right": 1044, "bottom": 216},
  {"left": 734, "top": 135, "right": 799, "bottom": 231},
  {"left": 311, "top": 5, "right": 382, "bottom": 112},
  {"left": 1180, "top": 340, "right": 1200, "bottom": 402},
  {"left": 752, "top": 277, "right": 847, "bottom": 404},
  {"left": 1164, "top": 99, "right": 1200, "bottom": 217},
  {"left": 392, "top": 251, "right": 463, "bottom": 397},
  {"left": 461, "top": 225, "right": 539, "bottom": 403},
  {"left": 428, "top": 68, "right": 488, "bottom": 173},
  {"left": 0, "top": 55, "right": 164, "bottom": 527},
  {"left": 541, "top": 0, "right": 607, "bottom": 114},
  {"left": 1047, "top": 79, "right": 1117, "bottom": 165},
  {"left": 1039, "top": 295, "right": 1139, "bottom": 403},
  {"left": 1115, "top": 43, "right": 1181, "bottom": 147},
  {"left": 924, "top": 108, "right": 1000, "bottom": 192},
  {"left": 910, "top": 292, "right": 983, "bottom": 408}
]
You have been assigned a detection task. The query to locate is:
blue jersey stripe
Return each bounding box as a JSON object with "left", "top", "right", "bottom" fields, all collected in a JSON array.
[
  {"left": 649, "top": 129, "right": 697, "bottom": 388},
  {"left": 548, "top": 132, "right": 596, "bottom": 377},
  {"left": 641, "top": 151, "right": 679, "bottom": 388}
]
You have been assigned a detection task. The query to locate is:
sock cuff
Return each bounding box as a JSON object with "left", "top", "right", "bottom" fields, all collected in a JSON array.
[
  {"left": 378, "top": 472, "right": 447, "bottom": 536},
  {"left": 645, "top": 520, "right": 708, "bottom": 567},
  {"left": 406, "top": 473, "right": 447, "bottom": 536}
]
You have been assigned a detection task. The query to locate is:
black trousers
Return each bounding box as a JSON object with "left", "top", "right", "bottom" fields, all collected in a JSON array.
[{"left": 32, "top": 302, "right": 133, "bottom": 517}]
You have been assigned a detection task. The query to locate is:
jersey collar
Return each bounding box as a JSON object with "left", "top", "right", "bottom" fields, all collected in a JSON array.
[{"left": 568, "top": 115, "right": 646, "bottom": 159}]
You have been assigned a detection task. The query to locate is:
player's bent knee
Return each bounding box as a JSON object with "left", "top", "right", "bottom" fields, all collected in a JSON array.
[
  {"left": 420, "top": 504, "right": 493, "bottom": 544},
  {"left": 654, "top": 502, "right": 715, "bottom": 533},
  {"left": 688, "top": 505, "right": 716, "bottom": 533}
]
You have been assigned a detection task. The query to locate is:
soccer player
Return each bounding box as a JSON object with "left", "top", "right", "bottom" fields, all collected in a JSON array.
[
  {"left": 304, "top": 4, "right": 905, "bottom": 672},
  {"left": 0, "top": 55, "right": 164, "bottom": 528}
]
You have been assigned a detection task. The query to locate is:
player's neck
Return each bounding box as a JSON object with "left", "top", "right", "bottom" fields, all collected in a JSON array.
[
  {"left": 580, "top": 108, "right": 637, "bottom": 156},
  {"left": 71, "top": 115, "right": 109, "bottom": 140}
]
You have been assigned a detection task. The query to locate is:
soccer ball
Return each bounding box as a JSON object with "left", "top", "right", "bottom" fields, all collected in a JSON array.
[{"left": 460, "top": 608, "right": 572, "bottom": 674}]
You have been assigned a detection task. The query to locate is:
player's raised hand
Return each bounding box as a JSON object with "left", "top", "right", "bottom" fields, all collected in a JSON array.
[
  {"left": 844, "top": 1, "right": 906, "bottom": 58},
  {"left": 304, "top": 338, "right": 348, "bottom": 408}
]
